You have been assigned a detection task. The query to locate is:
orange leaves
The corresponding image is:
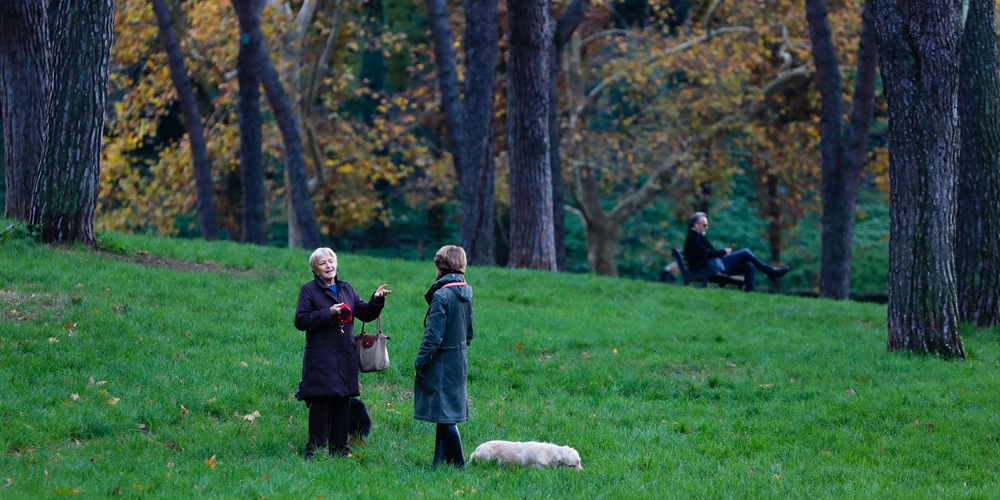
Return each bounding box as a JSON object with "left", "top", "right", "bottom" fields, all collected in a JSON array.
[{"left": 204, "top": 455, "right": 217, "bottom": 469}]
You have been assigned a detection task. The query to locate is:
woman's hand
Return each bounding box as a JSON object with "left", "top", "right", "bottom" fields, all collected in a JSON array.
[
  {"left": 330, "top": 303, "right": 344, "bottom": 316},
  {"left": 374, "top": 284, "right": 392, "bottom": 299}
]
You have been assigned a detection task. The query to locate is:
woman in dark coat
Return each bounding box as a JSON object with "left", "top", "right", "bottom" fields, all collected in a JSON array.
[
  {"left": 414, "top": 245, "right": 474, "bottom": 468},
  {"left": 295, "top": 247, "right": 391, "bottom": 459}
]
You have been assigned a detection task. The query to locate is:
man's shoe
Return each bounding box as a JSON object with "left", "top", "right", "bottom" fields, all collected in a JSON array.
[{"left": 769, "top": 266, "right": 790, "bottom": 280}]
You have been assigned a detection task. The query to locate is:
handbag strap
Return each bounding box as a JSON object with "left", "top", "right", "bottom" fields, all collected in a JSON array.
[
  {"left": 423, "top": 282, "right": 468, "bottom": 326},
  {"left": 360, "top": 315, "right": 383, "bottom": 335}
]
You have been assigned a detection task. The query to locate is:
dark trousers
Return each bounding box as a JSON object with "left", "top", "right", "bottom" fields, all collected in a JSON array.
[
  {"left": 433, "top": 423, "right": 465, "bottom": 468},
  {"left": 720, "top": 249, "right": 775, "bottom": 291},
  {"left": 305, "top": 396, "right": 351, "bottom": 457}
]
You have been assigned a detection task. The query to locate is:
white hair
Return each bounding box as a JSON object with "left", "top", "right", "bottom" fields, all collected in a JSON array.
[{"left": 308, "top": 248, "right": 337, "bottom": 275}]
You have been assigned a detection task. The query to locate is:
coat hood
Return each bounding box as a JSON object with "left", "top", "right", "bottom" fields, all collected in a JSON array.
[{"left": 425, "top": 273, "right": 472, "bottom": 304}]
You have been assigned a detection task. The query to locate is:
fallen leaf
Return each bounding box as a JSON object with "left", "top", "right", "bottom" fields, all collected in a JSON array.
[
  {"left": 63, "top": 323, "right": 77, "bottom": 329},
  {"left": 88, "top": 377, "right": 95, "bottom": 387},
  {"left": 613, "top": 348, "right": 619, "bottom": 354},
  {"left": 180, "top": 405, "right": 188, "bottom": 415},
  {"left": 70, "top": 394, "right": 79, "bottom": 402},
  {"left": 845, "top": 388, "right": 855, "bottom": 395},
  {"left": 243, "top": 411, "right": 261, "bottom": 422},
  {"left": 728, "top": 363, "right": 737, "bottom": 367},
  {"left": 44, "top": 470, "right": 48, "bottom": 482},
  {"left": 581, "top": 352, "right": 590, "bottom": 359},
  {"left": 107, "top": 397, "right": 120, "bottom": 405},
  {"left": 515, "top": 343, "right": 524, "bottom": 350},
  {"left": 204, "top": 455, "right": 217, "bottom": 469},
  {"left": 819, "top": 450, "right": 832, "bottom": 455},
  {"left": 48, "top": 337, "right": 59, "bottom": 344},
  {"left": 97, "top": 380, "right": 107, "bottom": 386},
  {"left": 239, "top": 361, "right": 249, "bottom": 368}
]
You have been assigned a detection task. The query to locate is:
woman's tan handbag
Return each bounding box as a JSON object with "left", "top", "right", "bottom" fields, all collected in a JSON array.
[{"left": 356, "top": 316, "right": 390, "bottom": 373}]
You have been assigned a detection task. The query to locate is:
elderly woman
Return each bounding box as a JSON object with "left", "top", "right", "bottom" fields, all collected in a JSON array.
[
  {"left": 295, "top": 248, "right": 391, "bottom": 459},
  {"left": 414, "top": 245, "right": 474, "bottom": 468}
]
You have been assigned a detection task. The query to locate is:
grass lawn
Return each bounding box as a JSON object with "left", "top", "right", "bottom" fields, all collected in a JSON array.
[{"left": 1, "top": 227, "right": 998, "bottom": 498}]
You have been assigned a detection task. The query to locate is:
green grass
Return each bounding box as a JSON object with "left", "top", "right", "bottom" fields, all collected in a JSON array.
[{"left": 1, "top": 226, "right": 998, "bottom": 498}]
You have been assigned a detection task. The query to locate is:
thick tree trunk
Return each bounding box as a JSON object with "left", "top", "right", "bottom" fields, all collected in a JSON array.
[
  {"left": 809, "top": 0, "right": 878, "bottom": 299},
  {"left": 548, "top": 0, "right": 589, "bottom": 271},
  {"left": 150, "top": 0, "right": 217, "bottom": 241},
  {"left": 506, "top": 0, "right": 556, "bottom": 270},
  {"left": 766, "top": 174, "right": 781, "bottom": 263},
  {"left": 236, "top": 0, "right": 267, "bottom": 245},
  {"left": 234, "top": 0, "right": 322, "bottom": 249},
  {"left": 0, "top": 0, "right": 50, "bottom": 221},
  {"left": 460, "top": 0, "right": 499, "bottom": 266},
  {"left": 426, "top": 0, "right": 468, "bottom": 183},
  {"left": 873, "top": 0, "right": 965, "bottom": 358},
  {"left": 957, "top": 0, "right": 1000, "bottom": 327},
  {"left": 30, "top": 0, "right": 115, "bottom": 245}
]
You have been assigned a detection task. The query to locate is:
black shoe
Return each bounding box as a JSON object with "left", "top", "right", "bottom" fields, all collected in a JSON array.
[
  {"left": 768, "top": 266, "right": 790, "bottom": 281},
  {"left": 304, "top": 447, "right": 315, "bottom": 461}
]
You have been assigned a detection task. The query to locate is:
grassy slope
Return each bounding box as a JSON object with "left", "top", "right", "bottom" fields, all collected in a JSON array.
[{"left": 0, "top": 230, "right": 998, "bottom": 499}]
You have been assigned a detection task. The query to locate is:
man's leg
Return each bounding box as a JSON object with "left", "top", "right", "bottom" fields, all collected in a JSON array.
[{"left": 723, "top": 249, "right": 788, "bottom": 280}]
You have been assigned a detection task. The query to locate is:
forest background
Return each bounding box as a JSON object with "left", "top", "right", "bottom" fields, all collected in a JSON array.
[{"left": 0, "top": 0, "right": 895, "bottom": 297}]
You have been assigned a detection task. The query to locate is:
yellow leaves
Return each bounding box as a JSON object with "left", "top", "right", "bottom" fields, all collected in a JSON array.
[
  {"left": 613, "top": 348, "right": 620, "bottom": 355},
  {"left": 180, "top": 405, "right": 189, "bottom": 416},
  {"left": 204, "top": 455, "right": 217, "bottom": 469},
  {"left": 243, "top": 411, "right": 261, "bottom": 423}
]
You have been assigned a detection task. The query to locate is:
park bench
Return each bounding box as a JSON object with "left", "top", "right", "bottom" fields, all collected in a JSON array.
[{"left": 671, "top": 248, "right": 745, "bottom": 290}]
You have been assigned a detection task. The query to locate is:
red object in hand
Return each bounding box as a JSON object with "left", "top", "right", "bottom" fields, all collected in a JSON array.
[{"left": 339, "top": 304, "right": 353, "bottom": 323}]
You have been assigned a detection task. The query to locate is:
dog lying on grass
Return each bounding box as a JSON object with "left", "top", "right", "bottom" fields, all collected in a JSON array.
[{"left": 469, "top": 440, "right": 583, "bottom": 470}]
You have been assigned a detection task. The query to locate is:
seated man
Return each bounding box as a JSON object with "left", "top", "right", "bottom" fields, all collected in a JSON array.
[{"left": 683, "top": 212, "right": 789, "bottom": 291}]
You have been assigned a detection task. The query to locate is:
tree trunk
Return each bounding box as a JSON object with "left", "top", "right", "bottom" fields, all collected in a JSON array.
[
  {"left": 426, "top": 0, "right": 468, "bottom": 181},
  {"left": 873, "top": 0, "right": 965, "bottom": 358},
  {"left": 548, "top": 0, "right": 589, "bottom": 271},
  {"left": 0, "top": 0, "right": 50, "bottom": 221},
  {"left": 766, "top": 174, "right": 781, "bottom": 263},
  {"left": 275, "top": 0, "right": 316, "bottom": 248},
  {"left": 506, "top": 0, "right": 556, "bottom": 270},
  {"left": 809, "top": 0, "right": 878, "bottom": 299},
  {"left": 236, "top": 0, "right": 267, "bottom": 245},
  {"left": 957, "top": 0, "right": 1000, "bottom": 327},
  {"left": 460, "top": 0, "right": 499, "bottom": 266},
  {"left": 234, "top": 0, "right": 322, "bottom": 249},
  {"left": 30, "top": 0, "right": 114, "bottom": 245},
  {"left": 575, "top": 165, "right": 618, "bottom": 276},
  {"left": 150, "top": 0, "right": 217, "bottom": 241}
]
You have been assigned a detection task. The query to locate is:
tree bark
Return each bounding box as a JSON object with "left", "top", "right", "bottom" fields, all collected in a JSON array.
[
  {"left": 460, "top": 0, "right": 499, "bottom": 265},
  {"left": 30, "top": 0, "right": 115, "bottom": 245},
  {"left": 574, "top": 164, "right": 618, "bottom": 276},
  {"left": 808, "top": 0, "right": 878, "bottom": 300},
  {"left": 0, "top": 0, "right": 50, "bottom": 221},
  {"left": 548, "top": 0, "right": 589, "bottom": 271},
  {"left": 234, "top": 0, "right": 322, "bottom": 249},
  {"left": 235, "top": 0, "right": 267, "bottom": 245},
  {"left": 275, "top": 0, "right": 316, "bottom": 248},
  {"left": 873, "top": 0, "right": 966, "bottom": 358},
  {"left": 426, "top": 0, "right": 468, "bottom": 183},
  {"left": 506, "top": 0, "right": 556, "bottom": 270},
  {"left": 957, "top": 0, "right": 1000, "bottom": 327},
  {"left": 150, "top": 0, "right": 217, "bottom": 241}
]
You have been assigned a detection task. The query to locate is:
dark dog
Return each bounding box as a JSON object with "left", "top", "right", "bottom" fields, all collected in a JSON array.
[
  {"left": 348, "top": 397, "right": 371, "bottom": 437},
  {"left": 295, "top": 388, "right": 371, "bottom": 437}
]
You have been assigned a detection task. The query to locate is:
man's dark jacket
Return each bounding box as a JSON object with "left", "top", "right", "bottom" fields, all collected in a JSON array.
[
  {"left": 683, "top": 229, "right": 727, "bottom": 273},
  {"left": 295, "top": 276, "right": 384, "bottom": 399}
]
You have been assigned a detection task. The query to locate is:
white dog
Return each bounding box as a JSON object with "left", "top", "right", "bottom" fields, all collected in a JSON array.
[{"left": 470, "top": 440, "right": 583, "bottom": 470}]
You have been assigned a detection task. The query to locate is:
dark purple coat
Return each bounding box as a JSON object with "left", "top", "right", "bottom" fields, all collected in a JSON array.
[{"left": 295, "top": 276, "right": 384, "bottom": 399}]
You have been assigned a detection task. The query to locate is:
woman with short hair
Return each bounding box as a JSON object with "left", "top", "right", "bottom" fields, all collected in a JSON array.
[
  {"left": 414, "top": 245, "right": 474, "bottom": 468},
  {"left": 295, "top": 248, "right": 391, "bottom": 459}
]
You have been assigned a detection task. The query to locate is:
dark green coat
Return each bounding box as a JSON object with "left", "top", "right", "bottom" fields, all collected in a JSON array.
[{"left": 413, "top": 273, "right": 473, "bottom": 424}]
